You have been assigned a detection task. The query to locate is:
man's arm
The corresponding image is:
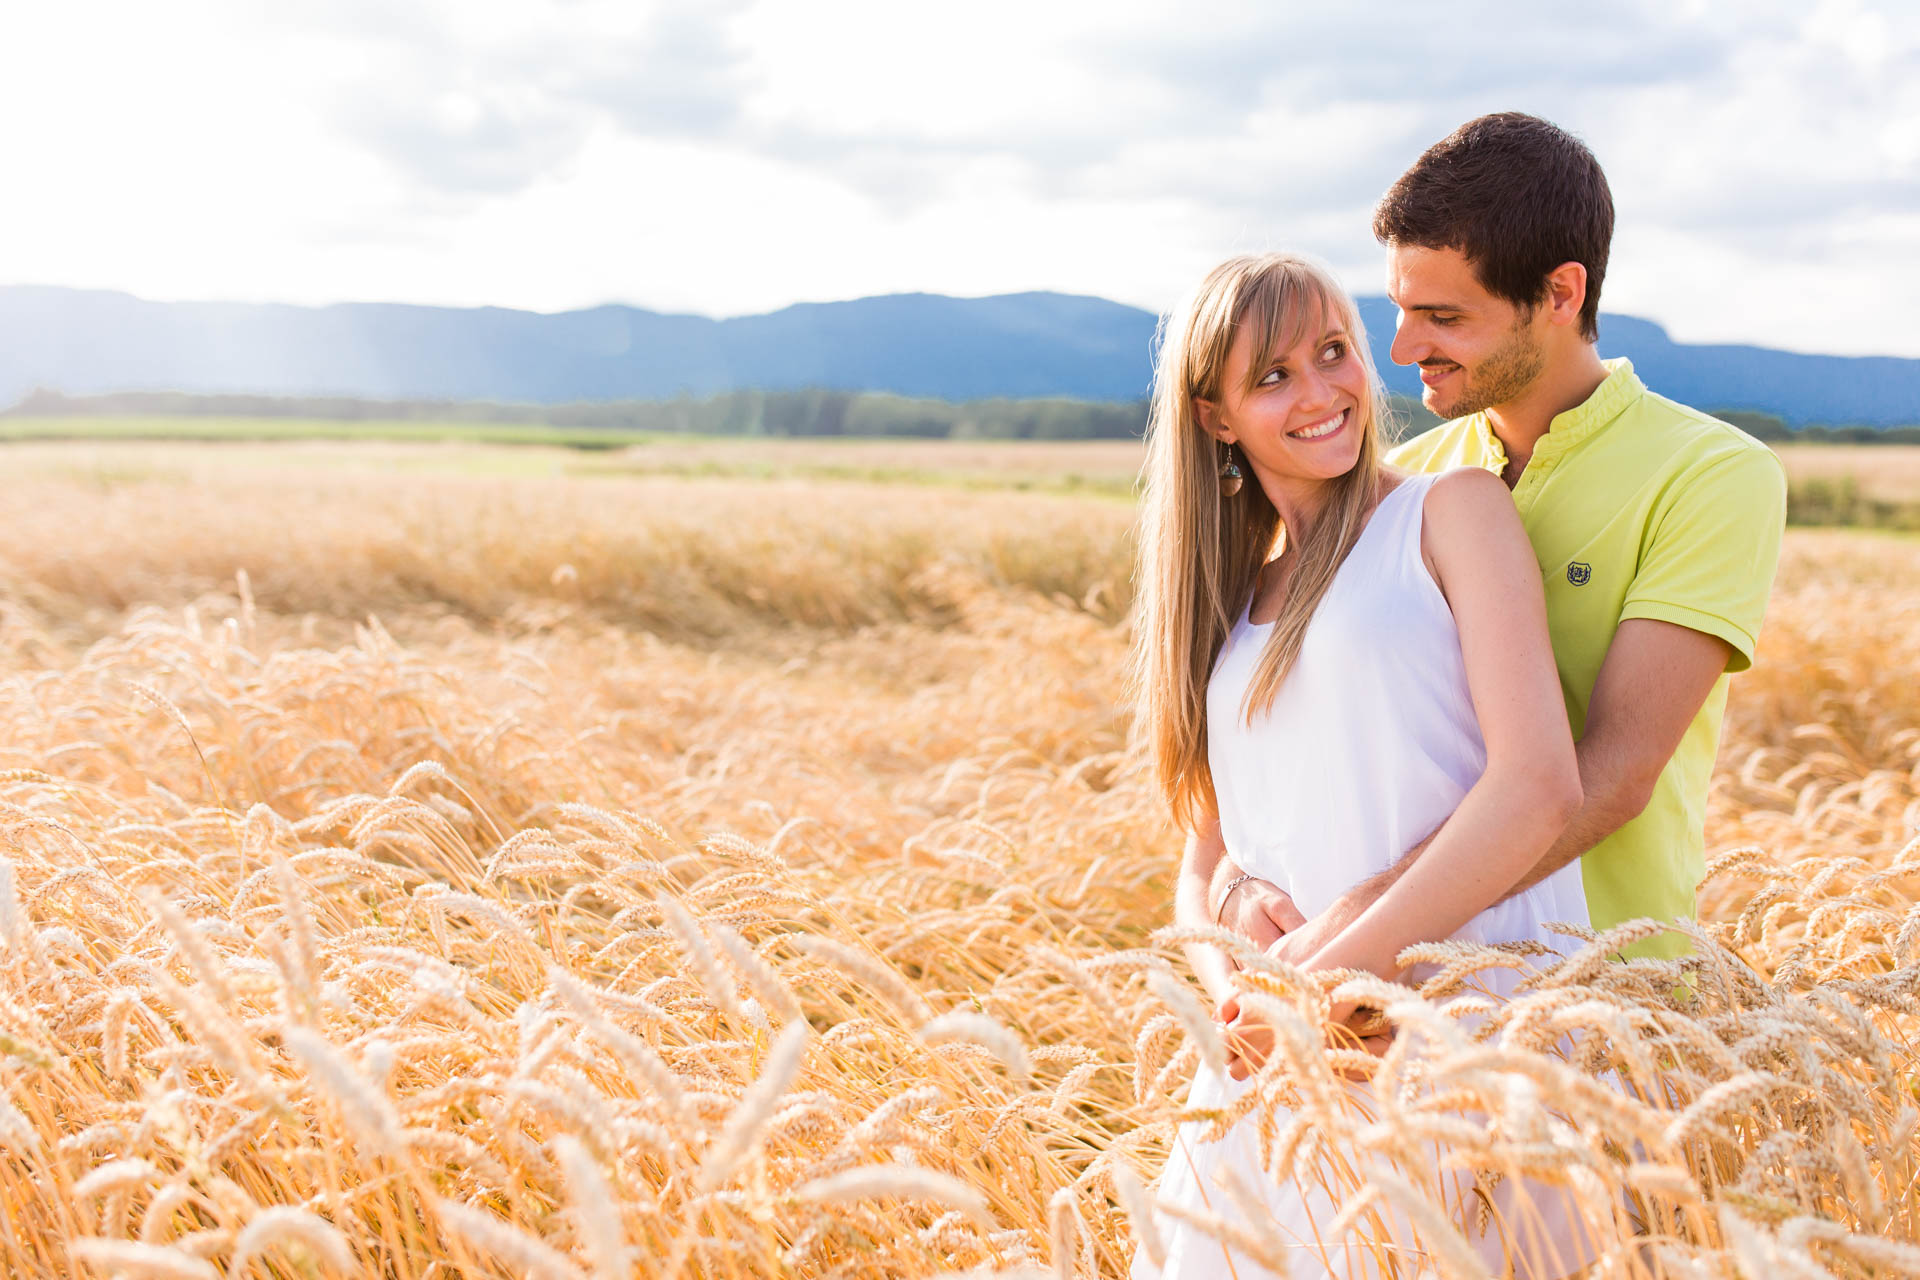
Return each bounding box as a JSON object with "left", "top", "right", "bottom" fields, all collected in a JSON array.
[
  {"left": 1504, "top": 618, "right": 1731, "bottom": 893},
  {"left": 1252, "top": 617, "right": 1733, "bottom": 963}
]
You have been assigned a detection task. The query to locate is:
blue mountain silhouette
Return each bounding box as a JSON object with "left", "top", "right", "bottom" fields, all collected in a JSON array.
[{"left": 3, "top": 285, "right": 1913, "bottom": 426}]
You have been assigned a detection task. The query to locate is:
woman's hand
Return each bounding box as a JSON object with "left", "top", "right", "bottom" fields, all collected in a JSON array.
[
  {"left": 1216, "top": 875, "right": 1306, "bottom": 955},
  {"left": 1261, "top": 909, "right": 1342, "bottom": 970},
  {"left": 1215, "top": 990, "right": 1276, "bottom": 1082}
]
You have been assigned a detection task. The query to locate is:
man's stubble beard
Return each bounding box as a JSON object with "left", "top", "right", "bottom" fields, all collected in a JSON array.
[{"left": 1425, "top": 315, "right": 1548, "bottom": 420}]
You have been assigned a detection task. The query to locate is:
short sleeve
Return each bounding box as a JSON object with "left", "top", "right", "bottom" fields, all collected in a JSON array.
[
  {"left": 1386, "top": 417, "right": 1504, "bottom": 476},
  {"left": 1385, "top": 429, "right": 1442, "bottom": 471},
  {"left": 1619, "top": 446, "right": 1787, "bottom": 673}
]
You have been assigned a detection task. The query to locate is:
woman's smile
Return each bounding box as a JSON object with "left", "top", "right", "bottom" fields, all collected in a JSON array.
[
  {"left": 1288, "top": 408, "right": 1349, "bottom": 441},
  {"left": 1193, "top": 310, "right": 1374, "bottom": 504}
]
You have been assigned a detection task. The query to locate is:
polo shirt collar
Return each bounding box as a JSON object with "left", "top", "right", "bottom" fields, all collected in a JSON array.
[
  {"left": 1532, "top": 357, "right": 1644, "bottom": 460},
  {"left": 1465, "top": 414, "right": 1508, "bottom": 473}
]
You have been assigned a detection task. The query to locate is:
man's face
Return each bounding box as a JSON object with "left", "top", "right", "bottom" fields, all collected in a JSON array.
[{"left": 1385, "top": 244, "right": 1546, "bottom": 419}]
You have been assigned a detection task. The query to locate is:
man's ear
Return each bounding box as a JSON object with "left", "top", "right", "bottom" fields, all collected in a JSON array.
[
  {"left": 1193, "top": 395, "right": 1232, "bottom": 442},
  {"left": 1543, "top": 262, "right": 1589, "bottom": 329}
]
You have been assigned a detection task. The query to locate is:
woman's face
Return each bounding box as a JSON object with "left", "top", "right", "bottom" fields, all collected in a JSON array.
[{"left": 1196, "top": 304, "right": 1371, "bottom": 491}]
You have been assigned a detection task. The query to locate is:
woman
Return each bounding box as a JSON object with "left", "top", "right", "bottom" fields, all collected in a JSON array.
[{"left": 1127, "top": 253, "right": 1595, "bottom": 1279}]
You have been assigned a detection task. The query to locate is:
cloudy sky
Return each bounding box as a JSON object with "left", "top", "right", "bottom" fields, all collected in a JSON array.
[{"left": 9, "top": 0, "right": 1917, "bottom": 356}]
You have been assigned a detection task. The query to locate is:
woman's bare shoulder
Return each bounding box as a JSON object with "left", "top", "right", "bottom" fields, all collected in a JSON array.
[
  {"left": 1423, "top": 466, "right": 1521, "bottom": 536},
  {"left": 1426, "top": 464, "right": 1508, "bottom": 503},
  {"left": 1418, "top": 467, "right": 1529, "bottom": 596}
]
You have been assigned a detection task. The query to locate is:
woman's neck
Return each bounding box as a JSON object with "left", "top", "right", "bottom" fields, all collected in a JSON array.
[
  {"left": 1264, "top": 467, "right": 1380, "bottom": 547},
  {"left": 1263, "top": 475, "right": 1332, "bottom": 542}
]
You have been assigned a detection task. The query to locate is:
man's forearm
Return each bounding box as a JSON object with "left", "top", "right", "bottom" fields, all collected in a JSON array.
[
  {"left": 1500, "top": 747, "right": 1647, "bottom": 898},
  {"left": 1234, "top": 768, "right": 1629, "bottom": 956},
  {"left": 1505, "top": 771, "right": 1643, "bottom": 901},
  {"left": 1324, "top": 834, "right": 1429, "bottom": 936},
  {"left": 1498, "top": 619, "right": 1730, "bottom": 900},
  {"left": 1334, "top": 728, "right": 1653, "bottom": 919},
  {"left": 1217, "top": 733, "right": 1648, "bottom": 954}
]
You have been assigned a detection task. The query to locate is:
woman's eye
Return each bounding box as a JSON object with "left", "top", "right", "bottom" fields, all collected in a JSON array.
[
  {"left": 1258, "top": 367, "right": 1286, "bottom": 385},
  {"left": 1320, "top": 342, "right": 1346, "bottom": 362}
]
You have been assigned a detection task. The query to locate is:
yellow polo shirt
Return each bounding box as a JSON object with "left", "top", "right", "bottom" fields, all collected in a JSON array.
[{"left": 1388, "top": 359, "right": 1786, "bottom": 958}]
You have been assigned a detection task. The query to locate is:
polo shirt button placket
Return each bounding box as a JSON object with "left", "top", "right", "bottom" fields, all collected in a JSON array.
[{"left": 1513, "top": 449, "right": 1552, "bottom": 515}]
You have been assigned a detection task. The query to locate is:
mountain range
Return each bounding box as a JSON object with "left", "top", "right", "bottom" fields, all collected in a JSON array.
[{"left": 3, "top": 285, "right": 1915, "bottom": 427}]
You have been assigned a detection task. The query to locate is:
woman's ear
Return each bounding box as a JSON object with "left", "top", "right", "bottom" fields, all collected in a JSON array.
[{"left": 1192, "top": 395, "right": 1232, "bottom": 442}]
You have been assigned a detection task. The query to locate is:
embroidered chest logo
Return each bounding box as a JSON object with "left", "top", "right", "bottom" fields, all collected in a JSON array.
[{"left": 1566, "top": 561, "right": 1593, "bottom": 586}]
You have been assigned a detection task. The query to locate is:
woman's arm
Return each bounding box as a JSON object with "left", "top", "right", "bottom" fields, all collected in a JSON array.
[
  {"left": 1302, "top": 468, "right": 1582, "bottom": 981},
  {"left": 1204, "top": 855, "right": 1306, "bottom": 983},
  {"left": 1175, "top": 814, "right": 1247, "bottom": 1009}
]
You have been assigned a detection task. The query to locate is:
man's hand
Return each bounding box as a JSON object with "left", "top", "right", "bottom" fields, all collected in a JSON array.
[
  {"left": 1216, "top": 990, "right": 1393, "bottom": 1081},
  {"left": 1330, "top": 1025, "right": 1395, "bottom": 1081}
]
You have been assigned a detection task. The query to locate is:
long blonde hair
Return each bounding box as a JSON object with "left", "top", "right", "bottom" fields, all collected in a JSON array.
[{"left": 1129, "top": 253, "right": 1388, "bottom": 831}]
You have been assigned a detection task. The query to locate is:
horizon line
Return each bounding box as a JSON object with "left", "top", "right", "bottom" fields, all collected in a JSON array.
[{"left": 6, "top": 280, "right": 1919, "bottom": 362}]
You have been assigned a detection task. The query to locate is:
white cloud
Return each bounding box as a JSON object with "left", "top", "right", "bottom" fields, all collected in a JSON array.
[{"left": 1, "top": 0, "right": 1915, "bottom": 357}]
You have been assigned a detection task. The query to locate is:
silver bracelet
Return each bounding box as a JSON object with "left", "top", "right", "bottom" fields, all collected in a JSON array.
[{"left": 1214, "top": 872, "right": 1257, "bottom": 926}]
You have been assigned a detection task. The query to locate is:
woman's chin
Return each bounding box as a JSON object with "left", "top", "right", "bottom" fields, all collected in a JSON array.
[{"left": 1318, "top": 445, "right": 1366, "bottom": 479}]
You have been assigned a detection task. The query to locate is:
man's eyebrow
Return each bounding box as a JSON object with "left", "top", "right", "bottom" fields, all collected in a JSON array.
[{"left": 1400, "top": 303, "right": 1466, "bottom": 314}]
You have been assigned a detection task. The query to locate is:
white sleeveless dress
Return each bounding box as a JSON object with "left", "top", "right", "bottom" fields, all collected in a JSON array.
[{"left": 1132, "top": 471, "right": 1593, "bottom": 1280}]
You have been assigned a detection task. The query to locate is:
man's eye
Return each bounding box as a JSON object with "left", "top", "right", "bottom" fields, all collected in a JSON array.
[{"left": 1431, "top": 315, "right": 1457, "bottom": 327}]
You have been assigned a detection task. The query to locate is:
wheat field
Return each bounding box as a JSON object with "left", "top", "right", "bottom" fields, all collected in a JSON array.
[
  {"left": 1, "top": 443, "right": 1916, "bottom": 1278},
  {"left": 1775, "top": 445, "right": 1920, "bottom": 504}
]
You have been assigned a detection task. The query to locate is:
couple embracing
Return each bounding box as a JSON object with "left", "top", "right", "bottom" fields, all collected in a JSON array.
[{"left": 1128, "top": 114, "right": 1787, "bottom": 1277}]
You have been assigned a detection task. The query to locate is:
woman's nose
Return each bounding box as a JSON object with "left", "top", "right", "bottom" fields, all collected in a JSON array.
[{"left": 1296, "top": 366, "right": 1335, "bottom": 411}]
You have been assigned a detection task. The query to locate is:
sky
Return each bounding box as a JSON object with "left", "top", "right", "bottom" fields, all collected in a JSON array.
[{"left": 7, "top": 0, "right": 1917, "bottom": 357}]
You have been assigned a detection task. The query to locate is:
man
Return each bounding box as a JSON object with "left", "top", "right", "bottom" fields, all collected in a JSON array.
[{"left": 1209, "top": 112, "right": 1786, "bottom": 1070}]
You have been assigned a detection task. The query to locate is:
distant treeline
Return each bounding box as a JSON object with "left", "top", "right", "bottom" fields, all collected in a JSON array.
[
  {"left": 6, "top": 387, "right": 1145, "bottom": 440},
  {"left": 7, "top": 388, "right": 1914, "bottom": 443},
  {"left": 9, "top": 386, "right": 1438, "bottom": 440},
  {"left": 1714, "top": 409, "right": 1920, "bottom": 444}
]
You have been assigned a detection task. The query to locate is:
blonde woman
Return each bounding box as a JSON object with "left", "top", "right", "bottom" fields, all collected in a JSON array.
[{"left": 1129, "top": 253, "right": 1594, "bottom": 1279}]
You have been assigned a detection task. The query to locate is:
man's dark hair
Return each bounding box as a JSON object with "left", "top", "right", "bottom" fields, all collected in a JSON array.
[{"left": 1373, "top": 112, "right": 1613, "bottom": 342}]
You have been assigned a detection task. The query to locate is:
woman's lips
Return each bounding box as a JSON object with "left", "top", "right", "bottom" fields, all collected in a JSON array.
[{"left": 1288, "top": 408, "right": 1348, "bottom": 441}]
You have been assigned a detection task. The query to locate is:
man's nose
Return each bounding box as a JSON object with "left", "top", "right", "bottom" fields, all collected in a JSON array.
[{"left": 1388, "top": 318, "right": 1423, "bottom": 367}]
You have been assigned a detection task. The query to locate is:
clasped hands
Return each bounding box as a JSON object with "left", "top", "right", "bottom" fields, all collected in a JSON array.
[{"left": 1214, "top": 875, "right": 1393, "bottom": 1081}]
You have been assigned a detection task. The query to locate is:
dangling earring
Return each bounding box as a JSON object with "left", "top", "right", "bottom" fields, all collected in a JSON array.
[{"left": 1219, "top": 442, "right": 1244, "bottom": 497}]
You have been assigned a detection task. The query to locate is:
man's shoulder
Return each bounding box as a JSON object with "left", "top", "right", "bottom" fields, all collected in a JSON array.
[
  {"left": 1627, "top": 386, "right": 1785, "bottom": 478},
  {"left": 1385, "top": 414, "right": 1491, "bottom": 472},
  {"left": 1612, "top": 386, "right": 1787, "bottom": 531}
]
